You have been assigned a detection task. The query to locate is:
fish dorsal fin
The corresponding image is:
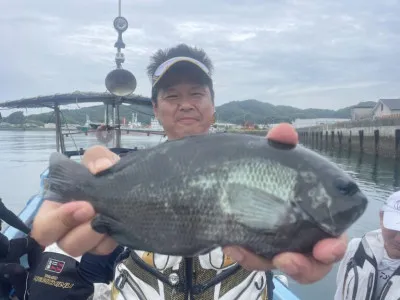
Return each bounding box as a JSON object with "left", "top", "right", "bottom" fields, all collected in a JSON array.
[{"left": 226, "top": 184, "right": 288, "bottom": 230}]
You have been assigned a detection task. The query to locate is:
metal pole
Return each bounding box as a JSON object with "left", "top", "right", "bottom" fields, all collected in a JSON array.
[
  {"left": 54, "top": 105, "right": 61, "bottom": 152},
  {"left": 116, "top": 103, "right": 121, "bottom": 148}
]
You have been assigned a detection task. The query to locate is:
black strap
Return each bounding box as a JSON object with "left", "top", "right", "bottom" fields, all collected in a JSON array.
[
  {"left": 266, "top": 271, "right": 274, "bottom": 300},
  {"left": 0, "top": 199, "right": 30, "bottom": 235}
]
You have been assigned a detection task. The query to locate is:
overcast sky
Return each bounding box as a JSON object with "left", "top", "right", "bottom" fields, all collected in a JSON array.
[{"left": 1, "top": 0, "right": 399, "bottom": 116}]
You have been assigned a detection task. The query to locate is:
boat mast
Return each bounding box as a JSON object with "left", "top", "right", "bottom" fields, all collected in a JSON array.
[
  {"left": 104, "top": 0, "right": 137, "bottom": 148},
  {"left": 54, "top": 104, "right": 66, "bottom": 153}
]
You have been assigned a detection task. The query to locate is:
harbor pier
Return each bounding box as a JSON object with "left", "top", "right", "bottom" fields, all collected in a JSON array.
[{"left": 297, "top": 118, "right": 400, "bottom": 159}]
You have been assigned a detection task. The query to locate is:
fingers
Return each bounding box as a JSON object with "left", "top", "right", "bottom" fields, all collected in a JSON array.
[
  {"left": 31, "top": 200, "right": 95, "bottom": 247},
  {"left": 266, "top": 123, "right": 299, "bottom": 145},
  {"left": 223, "top": 234, "right": 348, "bottom": 284},
  {"left": 56, "top": 218, "right": 106, "bottom": 257},
  {"left": 81, "top": 145, "right": 120, "bottom": 174},
  {"left": 273, "top": 252, "right": 333, "bottom": 284},
  {"left": 272, "top": 234, "right": 347, "bottom": 284},
  {"left": 222, "top": 246, "right": 274, "bottom": 271},
  {"left": 31, "top": 146, "right": 121, "bottom": 256},
  {"left": 91, "top": 236, "right": 119, "bottom": 255},
  {"left": 312, "top": 234, "right": 348, "bottom": 264}
]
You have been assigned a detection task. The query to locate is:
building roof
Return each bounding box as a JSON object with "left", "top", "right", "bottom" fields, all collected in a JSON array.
[
  {"left": 352, "top": 104, "right": 375, "bottom": 109},
  {"left": 380, "top": 98, "right": 400, "bottom": 110}
]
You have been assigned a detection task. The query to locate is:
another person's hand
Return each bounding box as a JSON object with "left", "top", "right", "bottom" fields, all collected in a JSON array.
[
  {"left": 223, "top": 123, "right": 348, "bottom": 284},
  {"left": 31, "top": 146, "right": 120, "bottom": 257}
]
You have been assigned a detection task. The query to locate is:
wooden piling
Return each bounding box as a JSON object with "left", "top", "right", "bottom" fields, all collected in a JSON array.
[
  {"left": 359, "top": 130, "right": 364, "bottom": 152},
  {"left": 395, "top": 129, "right": 400, "bottom": 158},
  {"left": 325, "top": 131, "right": 328, "bottom": 147},
  {"left": 374, "top": 129, "right": 379, "bottom": 156}
]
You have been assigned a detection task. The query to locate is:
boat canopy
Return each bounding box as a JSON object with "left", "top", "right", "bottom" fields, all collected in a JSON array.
[
  {"left": 0, "top": 91, "right": 152, "bottom": 109},
  {"left": 0, "top": 91, "right": 154, "bottom": 153}
]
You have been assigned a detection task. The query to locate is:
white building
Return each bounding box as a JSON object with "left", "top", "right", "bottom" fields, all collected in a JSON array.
[
  {"left": 371, "top": 99, "right": 400, "bottom": 119},
  {"left": 350, "top": 104, "right": 375, "bottom": 120},
  {"left": 291, "top": 118, "right": 350, "bottom": 129},
  {"left": 44, "top": 123, "right": 56, "bottom": 128},
  {"left": 149, "top": 117, "right": 164, "bottom": 131}
]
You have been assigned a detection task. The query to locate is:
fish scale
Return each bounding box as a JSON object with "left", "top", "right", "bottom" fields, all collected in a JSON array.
[{"left": 45, "top": 133, "right": 368, "bottom": 259}]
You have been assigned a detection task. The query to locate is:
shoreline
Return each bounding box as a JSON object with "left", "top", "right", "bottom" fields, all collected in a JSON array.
[{"left": 0, "top": 127, "right": 56, "bottom": 131}]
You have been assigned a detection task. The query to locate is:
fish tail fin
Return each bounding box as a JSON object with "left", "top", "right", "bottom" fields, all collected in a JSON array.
[{"left": 44, "top": 152, "right": 92, "bottom": 203}]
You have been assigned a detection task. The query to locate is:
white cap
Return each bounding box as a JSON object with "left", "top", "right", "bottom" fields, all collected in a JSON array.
[{"left": 382, "top": 191, "right": 400, "bottom": 231}]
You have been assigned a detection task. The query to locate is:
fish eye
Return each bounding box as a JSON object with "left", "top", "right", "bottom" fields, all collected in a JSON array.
[{"left": 335, "top": 178, "right": 359, "bottom": 196}]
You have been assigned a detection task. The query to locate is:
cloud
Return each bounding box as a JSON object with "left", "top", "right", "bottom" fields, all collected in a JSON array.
[{"left": 0, "top": 0, "right": 400, "bottom": 116}]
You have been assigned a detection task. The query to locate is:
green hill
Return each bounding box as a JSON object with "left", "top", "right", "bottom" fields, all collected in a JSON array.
[{"left": 2, "top": 99, "right": 377, "bottom": 126}]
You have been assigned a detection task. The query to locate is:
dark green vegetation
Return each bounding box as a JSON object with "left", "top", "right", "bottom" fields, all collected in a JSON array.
[{"left": 1, "top": 100, "right": 376, "bottom": 126}]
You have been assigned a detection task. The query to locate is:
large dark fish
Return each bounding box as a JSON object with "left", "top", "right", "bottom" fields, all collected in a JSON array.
[{"left": 44, "top": 133, "right": 368, "bottom": 259}]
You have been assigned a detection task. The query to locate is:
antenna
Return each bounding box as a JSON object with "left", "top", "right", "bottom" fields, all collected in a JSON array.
[{"left": 105, "top": 0, "right": 137, "bottom": 97}]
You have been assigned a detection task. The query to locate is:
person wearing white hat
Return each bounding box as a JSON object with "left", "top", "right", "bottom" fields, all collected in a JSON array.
[{"left": 334, "top": 190, "right": 400, "bottom": 300}]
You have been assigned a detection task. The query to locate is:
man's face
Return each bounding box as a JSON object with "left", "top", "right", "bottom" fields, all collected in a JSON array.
[
  {"left": 380, "top": 212, "right": 400, "bottom": 258},
  {"left": 153, "top": 82, "right": 214, "bottom": 140}
]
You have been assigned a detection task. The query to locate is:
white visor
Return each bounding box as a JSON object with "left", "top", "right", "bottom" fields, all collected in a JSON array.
[{"left": 152, "top": 56, "right": 211, "bottom": 87}]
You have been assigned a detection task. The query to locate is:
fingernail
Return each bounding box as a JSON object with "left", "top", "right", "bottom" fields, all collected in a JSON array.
[
  {"left": 332, "top": 241, "right": 346, "bottom": 260},
  {"left": 276, "top": 259, "right": 299, "bottom": 276},
  {"left": 87, "top": 162, "right": 95, "bottom": 173},
  {"left": 73, "top": 207, "right": 92, "bottom": 222},
  {"left": 225, "top": 247, "right": 244, "bottom": 263},
  {"left": 94, "top": 158, "right": 113, "bottom": 171}
]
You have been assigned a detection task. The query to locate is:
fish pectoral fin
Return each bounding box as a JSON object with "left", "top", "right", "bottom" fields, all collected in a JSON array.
[
  {"left": 91, "top": 214, "right": 123, "bottom": 235},
  {"left": 227, "top": 184, "right": 287, "bottom": 230},
  {"left": 91, "top": 214, "right": 145, "bottom": 250}
]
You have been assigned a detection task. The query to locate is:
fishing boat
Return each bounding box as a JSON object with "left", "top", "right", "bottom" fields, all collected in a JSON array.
[
  {"left": 0, "top": 94, "right": 301, "bottom": 300},
  {"left": 0, "top": 1, "right": 301, "bottom": 298}
]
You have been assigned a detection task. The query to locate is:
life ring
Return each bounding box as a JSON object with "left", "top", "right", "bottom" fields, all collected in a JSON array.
[{"left": 95, "top": 125, "right": 114, "bottom": 144}]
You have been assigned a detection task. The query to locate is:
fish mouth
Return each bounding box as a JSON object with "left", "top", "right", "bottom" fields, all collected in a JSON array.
[
  {"left": 334, "top": 177, "right": 360, "bottom": 197},
  {"left": 324, "top": 189, "right": 368, "bottom": 237},
  {"left": 294, "top": 179, "right": 368, "bottom": 238}
]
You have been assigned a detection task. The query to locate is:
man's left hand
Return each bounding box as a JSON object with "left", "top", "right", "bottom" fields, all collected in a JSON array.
[{"left": 222, "top": 123, "right": 348, "bottom": 284}]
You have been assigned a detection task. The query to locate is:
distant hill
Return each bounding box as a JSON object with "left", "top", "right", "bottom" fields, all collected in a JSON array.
[
  {"left": 2, "top": 99, "right": 377, "bottom": 126},
  {"left": 3, "top": 103, "right": 154, "bottom": 126},
  {"left": 215, "top": 100, "right": 377, "bottom": 124}
]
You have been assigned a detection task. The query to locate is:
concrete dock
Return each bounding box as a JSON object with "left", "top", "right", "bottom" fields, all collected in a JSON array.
[{"left": 296, "top": 117, "right": 400, "bottom": 158}]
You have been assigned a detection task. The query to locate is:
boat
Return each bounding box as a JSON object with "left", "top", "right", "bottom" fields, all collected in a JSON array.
[
  {"left": 76, "top": 114, "right": 103, "bottom": 133},
  {"left": 0, "top": 1, "right": 300, "bottom": 298},
  {"left": 0, "top": 92, "right": 300, "bottom": 300}
]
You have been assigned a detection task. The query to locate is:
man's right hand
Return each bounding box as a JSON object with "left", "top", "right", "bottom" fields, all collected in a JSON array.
[{"left": 30, "top": 145, "right": 120, "bottom": 257}]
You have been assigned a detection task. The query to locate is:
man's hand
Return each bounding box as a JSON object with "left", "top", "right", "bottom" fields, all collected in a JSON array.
[
  {"left": 31, "top": 146, "right": 120, "bottom": 257},
  {"left": 31, "top": 123, "right": 348, "bottom": 283},
  {"left": 223, "top": 123, "right": 348, "bottom": 284}
]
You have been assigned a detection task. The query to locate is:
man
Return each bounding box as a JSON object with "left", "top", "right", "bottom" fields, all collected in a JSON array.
[
  {"left": 334, "top": 191, "right": 400, "bottom": 300},
  {"left": 30, "top": 43, "right": 347, "bottom": 299}
]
